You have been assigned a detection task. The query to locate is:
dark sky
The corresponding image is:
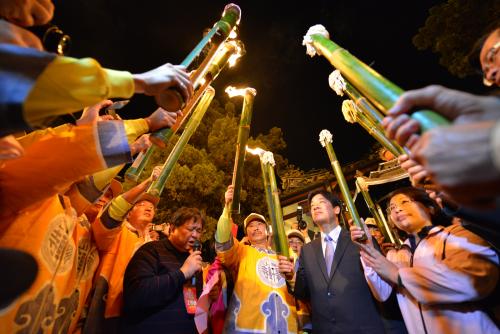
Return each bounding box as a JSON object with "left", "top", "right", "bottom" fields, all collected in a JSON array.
[{"left": 53, "top": 0, "right": 487, "bottom": 171}]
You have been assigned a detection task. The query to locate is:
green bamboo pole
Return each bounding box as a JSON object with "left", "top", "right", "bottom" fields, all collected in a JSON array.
[
  {"left": 150, "top": 4, "right": 241, "bottom": 144},
  {"left": 147, "top": 86, "right": 215, "bottom": 197},
  {"left": 125, "top": 146, "right": 157, "bottom": 182},
  {"left": 356, "top": 177, "right": 397, "bottom": 244},
  {"left": 150, "top": 40, "right": 243, "bottom": 147},
  {"left": 125, "top": 79, "right": 211, "bottom": 181},
  {"left": 228, "top": 87, "right": 257, "bottom": 216},
  {"left": 182, "top": 4, "right": 241, "bottom": 69},
  {"left": 150, "top": 78, "right": 212, "bottom": 148},
  {"left": 319, "top": 129, "right": 366, "bottom": 239},
  {"left": 342, "top": 100, "right": 406, "bottom": 157},
  {"left": 304, "top": 25, "right": 449, "bottom": 131},
  {"left": 259, "top": 151, "right": 289, "bottom": 257},
  {"left": 329, "top": 70, "right": 385, "bottom": 125},
  {"left": 127, "top": 40, "right": 243, "bottom": 181}
]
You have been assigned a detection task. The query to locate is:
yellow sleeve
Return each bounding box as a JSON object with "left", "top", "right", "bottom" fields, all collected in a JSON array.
[
  {"left": 108, "top": 195, "right": 133, "bottom": 221},
  {"left": 123, "top": 118, "right": 149, "bottom": 144},
  {"left": 216, "top": 236, "right": 245, "bottom": 270},
  {"left": 24, "top": 56, "right": 134, "bottom": 128},
  {"left": 215, "top": 206, "right": 232, "bottom": 243}
]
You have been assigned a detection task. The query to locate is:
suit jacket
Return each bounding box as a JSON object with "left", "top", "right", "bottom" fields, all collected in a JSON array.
[{"left": 293, "top": 228, "right": 386, "bottom": 334}]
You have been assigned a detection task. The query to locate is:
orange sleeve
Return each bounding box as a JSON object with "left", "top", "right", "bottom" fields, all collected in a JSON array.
[{"left": 0, "top": 121, "right": 131, "bottom": 218}]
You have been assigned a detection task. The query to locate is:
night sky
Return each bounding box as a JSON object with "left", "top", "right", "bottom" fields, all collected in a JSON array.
[{"left": 53, "top": 0, "right": 487, "bottom": 171}]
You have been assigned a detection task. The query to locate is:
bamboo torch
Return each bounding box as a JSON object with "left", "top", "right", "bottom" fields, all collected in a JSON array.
[
  {"left": 125, "top": 39, "right": 244, "bottom": 182},
  {"left": 375, "top": 203, "right": 400, "bottom": 246},
  {"left": 226, "top": 86, "right": 257, "bottom": 216},
  {"left": 319, "top": 130, "right": 366, "bottom": 239},
  {"left": 146, "top": 86, "right": 215, "bottom": 197},
  {"left": 246, "top": 147, "right": 289, "bottom": 257},
  {"left": 151, "top": 4, "right": 242, "bottom": 146},
  {"left": 303, "top": 25, "right": 449, "bottom": 131},
  {"left": 355, "top": 177, "right": 401, "bottom": 245},
  {"left": 155, "top": 3, "right": 241, "bottom": 112},
  {"left": 329, "top": 70, "right": 384, "bottom": 125},
  {"left": 342, "top": 100, "right": 405, "bottom": 157}
]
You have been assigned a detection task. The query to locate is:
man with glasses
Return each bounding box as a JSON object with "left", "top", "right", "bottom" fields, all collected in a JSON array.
[
  {"left": 480, "top": 27, "right": 500, "bottom": 87},
  {"left": 287, "top": 229, "right": 305, "bottom": 260},
  {"left": 380, "top": 25, "right": 500, "bottom": 248}
]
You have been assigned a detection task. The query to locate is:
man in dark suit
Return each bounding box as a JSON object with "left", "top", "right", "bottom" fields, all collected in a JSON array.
[{"left": 279, "top": 190, "right": 386, "bottom": 333}]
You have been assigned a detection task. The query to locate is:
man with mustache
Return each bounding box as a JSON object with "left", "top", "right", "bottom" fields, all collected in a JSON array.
[{"left": 215, "top": 185, "right": 299, "bottom": 334}]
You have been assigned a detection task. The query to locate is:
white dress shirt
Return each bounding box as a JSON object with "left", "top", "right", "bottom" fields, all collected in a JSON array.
[{"left": 320, "top": 224, "right": 341, "bottom": 257}]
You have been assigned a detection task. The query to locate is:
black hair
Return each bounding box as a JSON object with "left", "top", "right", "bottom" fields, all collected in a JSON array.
[
  {"left": 307, "top": 189, "right": 342, "bottom": 209},
  {"left": 385, "top": 187, "right": 452, "bottom": 226},
  {"left": 170, "top": 207, "right": 205, "bottom": 229},
  {"left": 468, "top": 23, "right": 500, "bottom": 73}
]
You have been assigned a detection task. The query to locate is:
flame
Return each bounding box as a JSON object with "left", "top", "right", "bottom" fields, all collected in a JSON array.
[
  {"left": 229, "top": 29, "right": 238, "bottom": 39},
  {"left": 225, "top": 86, "right": 250, "bottom": 97},
  {"left": 227, "top": 40, "right": 243, "bottom": 67},
  {"left": 246, "top": 146, "right": 265, "bottom": 156}
]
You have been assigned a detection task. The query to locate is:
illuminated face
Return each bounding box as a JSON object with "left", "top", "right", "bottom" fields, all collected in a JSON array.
[
  {"left": 128, "top": 200, "right": 155, "bottom": 230},
  {"left": 368, "top": 226, "right": 384, "bottom": 245},
  {"left": 480, "top": 29, "right": 500, "bottom": 87},
  {"left": 310, "top": 194, "right": 340, "bottom": 226},
  {"left": 246, "top": 220, "right": 268, "bottom": 245},
  {"left": 94, "top": 188, "right": 114, "bottom": 211},
  {"left": 84, "top": 188, "right": 114, "bottom": 222},
  {"left": 288, "top": 236, "right": 304, "bottom": 255},
  {"left": 170, "top": 217, "right": 203, "bottom": 252},
  {"left": 388, "top": 194, "right": 431, "bottom": 233}
]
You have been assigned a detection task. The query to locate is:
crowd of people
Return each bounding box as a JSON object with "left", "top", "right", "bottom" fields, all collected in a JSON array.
[{"left": 1, "top": 0, "right": 499, "bottom": 333}]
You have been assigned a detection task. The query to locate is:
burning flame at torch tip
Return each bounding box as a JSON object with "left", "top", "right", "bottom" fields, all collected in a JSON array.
[
  {"left": 245, "top": 146, "right": 265, "bottom": 156},
  {"left": 225, "top": 85, "right": 250, "bottom": 97},
  {"left": 229, "top": 29, "right": 238, "bottom": 39},
  {"left": 227, "top": 40, "right": 243, "bottom": 67}
]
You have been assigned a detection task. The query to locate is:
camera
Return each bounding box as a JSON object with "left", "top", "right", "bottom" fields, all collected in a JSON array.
[{"left": 296, "top": 206, "right": 307, "bottom": 231}]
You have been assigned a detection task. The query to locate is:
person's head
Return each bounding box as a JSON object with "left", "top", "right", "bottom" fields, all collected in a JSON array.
[
  {"left": 86, "top": 179, "right": 122, "bottom": 219},
  {"left": 68, "top": 178, "right": 122, "bottom": 221},
  {"left": 168, "top": 207, "right": 204, "bottom": 253},
  {"left": 244, "top": 213, "right": 269, "bottom": 246},
  {"left": 307, "top": 190, "right": 342, "bottom": 228},
  {"left": 364, "top": 218, "right": 384, "bottom": 245},
  {"left": 378, "top": 148, "right": 396, "bottom": 162},
  {"left": 386, "top": 187, "right": 449, "bottom": 234},
  {"left": 287, "top": 230, "right": 305, "bottom": 255},
  {"left": 82, "top": 188, "right": 114, "bottom": 223},
  {"left": 127, "top": 199, "right": 156, "bottom": 231},
  {"left": 478, "top": 26, "right": 500, "bottom": 87}
]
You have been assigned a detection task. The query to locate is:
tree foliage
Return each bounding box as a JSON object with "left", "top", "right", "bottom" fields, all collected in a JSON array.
[
  {"left": 413, "top": 0, "right": 500, "bottom": 77},
  {"left": 124, "top": 98, "right": 297, "bottom": 241}
]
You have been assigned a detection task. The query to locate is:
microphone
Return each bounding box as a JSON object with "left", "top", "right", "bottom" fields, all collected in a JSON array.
[{"left": 191, "top": 240, "right": 201, "bottom": 286}]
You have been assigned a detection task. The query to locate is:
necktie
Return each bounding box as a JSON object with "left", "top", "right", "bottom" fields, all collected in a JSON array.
[{"left": 324, "top": 235, "right": 334, "bottom": 276}]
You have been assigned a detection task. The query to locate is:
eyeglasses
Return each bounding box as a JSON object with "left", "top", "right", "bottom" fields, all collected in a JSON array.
[
  {"left": 387, "top": 199, "right": 415, "bottom": 214},
  {"left": 483, "top": 41, "right": 500, "bottom": 87},
  {"left": 288, "top": 240, "right": 304, "bottom": 245}
]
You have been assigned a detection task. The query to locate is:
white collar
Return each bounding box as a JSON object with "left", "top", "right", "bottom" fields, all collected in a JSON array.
[
  {"left": 125, "top": 221, "right": 151, "bottom": 242},
  {"left": 321, "top": 225, "right": 341, "bottom": 243}
]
